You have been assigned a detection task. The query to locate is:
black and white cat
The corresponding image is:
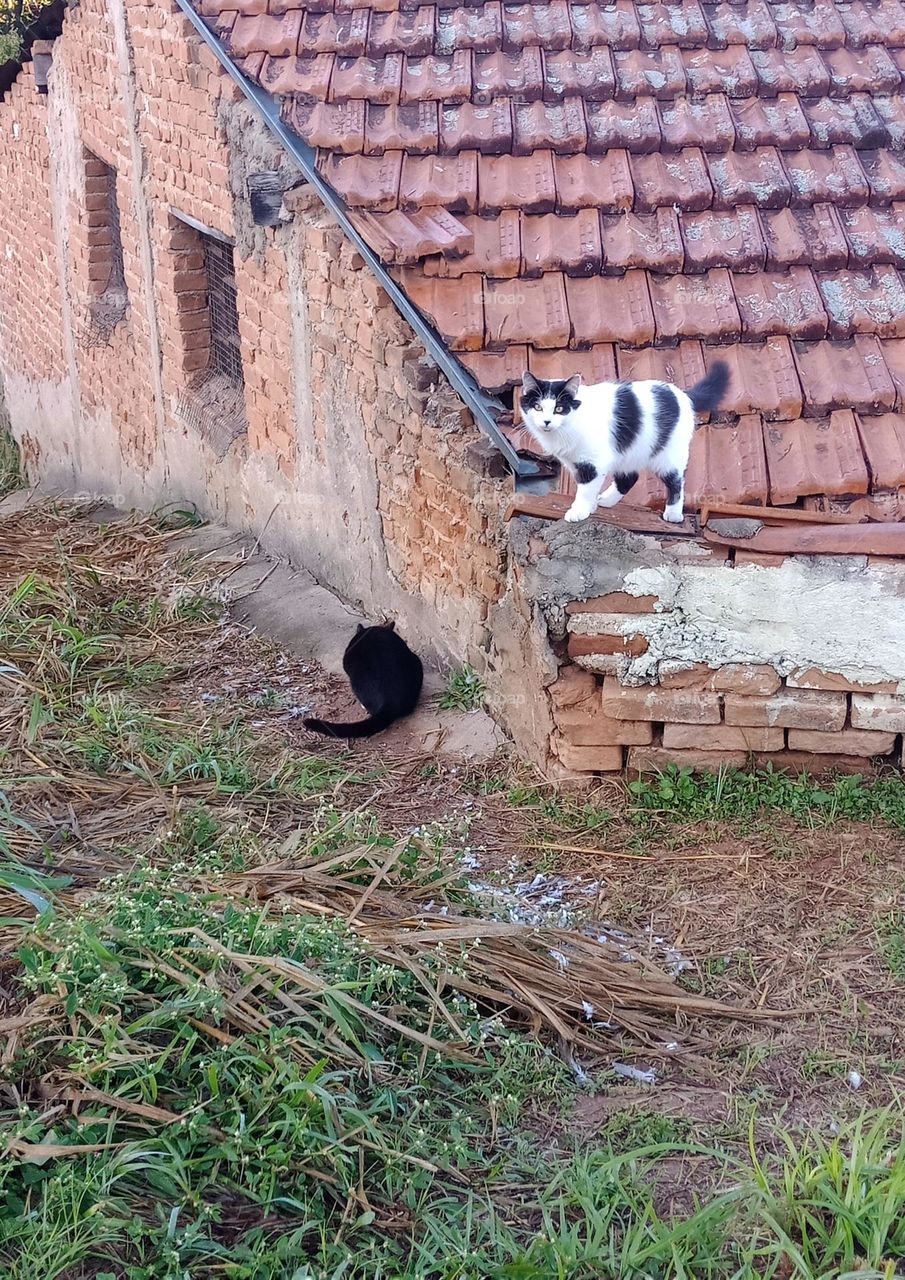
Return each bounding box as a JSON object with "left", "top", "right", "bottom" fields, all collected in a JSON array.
[
  {"left": 519, "top": 362, "right": 730, "bottom": 524},
  {"left": 303, "top": 622, "right": 423, "bottom": 739}
]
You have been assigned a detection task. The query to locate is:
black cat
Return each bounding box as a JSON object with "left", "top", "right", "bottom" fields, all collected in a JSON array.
[{"left": 303, "top": 622, "right": 423, "bottom": 739}]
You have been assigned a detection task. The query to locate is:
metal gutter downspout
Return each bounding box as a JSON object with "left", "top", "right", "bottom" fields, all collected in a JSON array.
[{"left": 174, "top": 0, "right": 535, "bottom": 477}]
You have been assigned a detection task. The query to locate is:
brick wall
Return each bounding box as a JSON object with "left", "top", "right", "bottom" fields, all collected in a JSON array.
[
  {"left": 549, "top": 589, "right": 905, "bottom": 776},
  {"left": 0, "top": 0, "right": 508, "bottom": 664}
]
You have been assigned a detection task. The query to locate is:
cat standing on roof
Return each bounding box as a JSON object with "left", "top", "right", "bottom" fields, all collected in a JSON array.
[{"left": 519, "top": 362, "right": 730, "bottom": 525}]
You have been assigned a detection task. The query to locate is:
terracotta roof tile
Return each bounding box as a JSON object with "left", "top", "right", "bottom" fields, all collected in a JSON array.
[
  {"left": 637, "top": 1, "right": 709, "bottom": 50},
  {"left": 542, "top": 47, "right": 615, "bottom": 101},
  {"left": 569, "top": 0, "right": 640, "bottom": 51},
  {"left": 648, "top": 269, "right": 741, "bottom": 341},
  {"left": 764, "top": 412, "right": 869, "bottom": 504},
  {"left": 501, "top": 2, "right": 572, "bottom": 51},
  {"left": 734, "top": 268, "right": 828, "bottom": 340},
  {"left": 287, "top": 99, "right": 365, "bottom": 151},
  {"left": 749, "top": 47, "right": 831, "bottom": 98},
  {"left": 485, "top": 273, "right": 570, "bottom": 348},
  {"left": 478, "top": 151, "right": 556, "bottom": 212},
  {"left": 513, "top": 98, "right": 588, "bottom": 155},
  {"left": 817, "top": 267, "right": 905, "bottom": 339},
  {"left": 871, "top": 96, "right": 905, "bottom": 150},
  {"left": 367, "top": 10, "right": 435, "bottom": 58},
  {"left": 631, "top": 148, "right": 712, "bottom": 211},
  {"left": 459, "top": 344, "right": 527, "bottom": 394},
  {"left": 322, "top": 151, "right": 402, "bottom": 210},
  {"left": 704, "top": 0, "right": 778, "bottom": 51},
  {"left": 783, "top": 147, "right": 870, "bottom": 207},
  {"left": 879, "top": 338, "right": 905, "bottom": 407},
  {"left": 351, "top": 208, "right": 472, "bottom": 266},
  {"left": 603, "top": 208, "right": 684, "bottom": 272},
  {"left": 564, "top": 272, "right": 656, "bottom": 346},
  {"left": 802, "top": 95, "right": 887, "bottom": 150},
  {"left": 301, "top": 10, "right": 369, "bottom": 56},
  {"left": 423, "top": 210, "right": 519, "bottom": 277},
  {"left": 229, "top": 11, "right": 302, "bottom": 56},
  {"left": 680, "top": 207, "right": 764, "bottom": 273},
  {"left": 473, "top": 48, "right": 543, "bottom": 103},
  {"left": 658, "top": 94, "right": 736, "bottom": 152},
  {"left": 400, "top": 52, "right": 472, "bottom": 104},
  {"left": 585, "top": 98, "right": 662, "bottom": 154},
  {"left": 521, "top": 209, "right": 601, "bottom": 277},
  {"left": 857, "top": 413, "right": 905, "bottom": 488},
  {"left": 263, "top": 53, "right": 333, "bottom": 99},
  {"left": 760, "top": 205, "right": 849, "bottom": 270},
  {"left": 365, "top": 103, "right": 438, "bottom": 156},
  {"left": 839, "top": 0, "right": 905, "bottom": 46},
  {"left": 707, "top": 147, "right": 791, "bottom": 209},
  {"left": 685, "top": 415, "right": 770, "bottom": 506},
  {"left": 793, "top": 337, "right": 897, "bottom": 414},
  {"left": 530, "top": 344, "right": 617, "bottom": 383},
  {"left": 707, "top": 339, "right": 803, "bottom": 419},
  {"left": 683, "top": 46, "right": 758, "bottom": 97},
  {"left": 329, "top": 55, "right": 402, "bottom": 104},
  {"left": 730, "top": 94, "right": 810, "bottom": 151},
  {"left": 396, "top": 270, "right": 485, "bottom": 351},
  {"left": 823, "top": 46, "right": 901, "bottom": 94},
  {"left": 839, "top": 205, "right": 905, "bottom": 267},
  {"left": 553, "top": 152, "right": 634, "bottom": 213},
  {"left": 769, "top": 1, "right": 846, "bottom": 49},
  {"left": 400, "top": 153, "right": 479, "bottom": 212},
  {"left": 616, "top": 339, "right": 706, "bottom": 389},
  {"left": 859, "top": 150, "right": 905, "bottom": 204},
  {"left": 436, "top": 4, "right": 502, "bottom": 54},
  {"left": 614, "top": 47, "right": 687, "bottom": 100},
  {"left": 439, "top": 100, "right": 513, "bottom": 154}
]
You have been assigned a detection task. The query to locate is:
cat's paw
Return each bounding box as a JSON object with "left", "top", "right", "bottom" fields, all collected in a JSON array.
[
  {"left": 564, "top": 504, "right": 592, "bottom": 523},
  {"left": 597, "top": 485, "right": 621, "bottom": 508},
  {"left": 662, "top": 505, "right": 684, "bottom": 524}
]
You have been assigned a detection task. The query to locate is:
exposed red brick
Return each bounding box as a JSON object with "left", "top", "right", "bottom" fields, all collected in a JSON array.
[
  {"left": 658, "top": 93, "right": 737, "bottom": 153},
  {"left": 553, "top": 711, "right": 654, "bottom": 747},
  {"left": 485, "top": 273, "right": 569, "bottom": 349},
  {"left": 648, "top": 269, "right": 741, "bottom": 343},
  {"left": 520, "top": 209, "right": 601, "bottom": 278},
  {"left": 553, "top": 152, "right": 634, "bottom": 214},
  {"left": 631, "top": 148, "right": 712, "bottom": 213},
  {"left": 478, "top": 151, "right": 556, "bottom": 213},
  {"left": 628, "top": 745, "right": 748, "bottom": 772},
  {"left": 851, "top": 693, "right": 905, "bottom": 732},
  {"left": 786, "top": 667, "right": 897, "bottom": 694},
  {"left": 752, "top": 750, "right": 881, "bottom": 776},
  {"left": 764, "top": 411, "right": 869, "bottom": 504},
  {"left": 784, "top": 148, "right": 870, "bottom": 208},
  {"left": 788, "top": 727, "right": 897, "bottom": 756},
  {"left": 711, "top": 340, "right": 803, "bottom": 419},
  {"left": 553, "top": 740, "right": 625, "bottom": 773},
  {"left": 685, "top": 414, "right": 770, "bottom": 505},
  {"left": 566, "top": 593, "right": 659, "bottom": 615},
  {"left": 816, "top": 267, "right": 905, "bottom": 339},
  {"left": 724, "top": 689, "right": 847, "bottom": 731},
  {"left": 568, "top": 633, "right": 649, "bottom": 659},
  {"left": 614, "top": 46, "right": 687, "bottom": 100},
  {"left": 543, "top": 47, "right": 615, "bottom": 101},
  {"left": 792, "top": 337, "right": 897, "bottom": 415},
  {"left": 680, "top": 207, "right": 764, "bottom": 273},
  {"left": 548, "top": 664, "right": 597, "bottom": 709},
  {"left": 604, "top": 209, "right": 684, "bottom": 273},
  {"left": 585, "top": 98, "right": 662, "bottom": 155},
  {"left": 657, "top": 662, "right": 781, "bottom": 694},
  {"left": 760, "top": 205, "right": 849, "bottom": 271},
  {"left": 602, "top": 678, "right": 721, "bottom": 724},
  {"left": 565, "top": 272, "right": 655, "bottom": 347},
  {"left": 734, "top": 268, "right": 828, "bottom": 340},
  {"left": 663, "top": 723, "right": 784, "bottom": 752}
]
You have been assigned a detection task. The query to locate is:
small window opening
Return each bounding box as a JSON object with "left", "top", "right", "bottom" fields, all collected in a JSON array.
[
  {"left": 81, "top": 149, "right": 128, "bottom": 348},
  {"left": 202, "top": 232, "right": 244, "bottom": 385}
]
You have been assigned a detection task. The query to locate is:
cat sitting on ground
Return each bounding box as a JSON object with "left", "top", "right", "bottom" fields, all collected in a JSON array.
[
  {"left": 519, "top": 362, "right": 730, "bottom": 525},
  {"left": 303, "top": 621, "right": 423, "bottom": 739}
]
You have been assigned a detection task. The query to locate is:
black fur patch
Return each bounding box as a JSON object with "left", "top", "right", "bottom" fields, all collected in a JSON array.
[
  {"left": 651, "top": 383, "right": 681, "bottom": 454},
  {"left": 662, "top": 470, "right": 683, "bottom": 505},
  {"left": 575, "top": 461, "right": 598, "bottom": 485},
  {"left": 520, "top": 376, "right": 582, "bottom": 417},
  {"left": 612, "top": 383, "right": 642, "bottom": 453},
  {"left": 615, "top": 471, "right": 639, "bottom": 496}
]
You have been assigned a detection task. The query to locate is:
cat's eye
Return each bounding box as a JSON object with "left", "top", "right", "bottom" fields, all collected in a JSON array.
[{"left": 554, "top": 405, "right": 566, "bottom": 414}]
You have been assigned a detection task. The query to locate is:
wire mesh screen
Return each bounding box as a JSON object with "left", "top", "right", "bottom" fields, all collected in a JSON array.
[
  {"left": 203, "top": 234, "right": 244, "bottom": 384},
  {"left": 177, "top": 229, "right": 248, "bottom": 458},
  {"left": 80, "top": 156, "right": 129, "bottom": 349}
]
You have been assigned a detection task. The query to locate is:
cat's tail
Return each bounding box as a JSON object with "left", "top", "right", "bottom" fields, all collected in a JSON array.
[
  {"left": 687, "top": 361, "right": 730, "bottom": 414},
  {"left": 303, "top": 710, "right": 395, "bottom": 739}
]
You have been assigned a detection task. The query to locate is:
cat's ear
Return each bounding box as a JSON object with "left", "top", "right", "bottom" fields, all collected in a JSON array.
[
  {"left": 563, "top": 374, "right": 582, "bottom": 398},
  {"left": 355, "top": 623, "right": 365, "bottom": 635},
  {"left": 521, "top": 371, "right": 540, "bottom": 394},
  {"left": 386, "top": 619, "right": 396, "bottom": 631}
]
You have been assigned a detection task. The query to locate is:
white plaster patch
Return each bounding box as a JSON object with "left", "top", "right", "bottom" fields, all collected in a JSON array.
[{"left": 613, "top": 557, "right": 905, "bottom": 690}]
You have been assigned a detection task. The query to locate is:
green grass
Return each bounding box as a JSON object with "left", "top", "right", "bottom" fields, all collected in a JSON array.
[
  {"left": 878, "top": 912, "right": 905, "bottom": 982},
  {"left": 0, "top": 419, "right": 19, "bottom": 497},
  {"left": 0, "top": 31, "right": 22, "bottom": 64},
  {"left": 440, "top": 666, "right": 486, "bottom": 712}
]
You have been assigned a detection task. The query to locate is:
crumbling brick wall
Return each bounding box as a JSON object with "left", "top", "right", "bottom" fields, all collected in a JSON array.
[{"left": 0, "top": 0, "right": 508, "bottom": 662}]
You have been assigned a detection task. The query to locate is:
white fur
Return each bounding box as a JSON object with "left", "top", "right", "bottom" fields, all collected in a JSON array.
[{"left": 521, "top": 377, "right": 697, "bottom": 524}]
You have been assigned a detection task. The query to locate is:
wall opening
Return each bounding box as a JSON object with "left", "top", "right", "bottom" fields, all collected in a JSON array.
[{"left": 81, "top": 149, "right": 128, "bottom": 348}]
